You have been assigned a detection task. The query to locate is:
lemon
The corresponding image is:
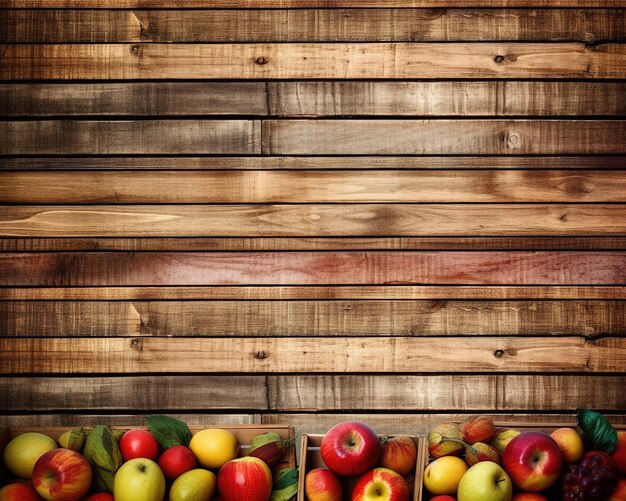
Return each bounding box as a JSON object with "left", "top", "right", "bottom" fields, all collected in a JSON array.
[
  {"left": 189, "top": 429, "right": 239, "bottom": 469},
  {"left": 423, "top": 455, "right": 468, "bottom": 495},
  {"left": 3, "top": 432, "right": 57, "bottom": 478},
  {"left": 170, "top": 469, "right": 216, "bottom": 501}
]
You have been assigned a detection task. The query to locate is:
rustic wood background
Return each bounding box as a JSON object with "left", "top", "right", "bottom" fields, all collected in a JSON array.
[{"left": 1, "top": 0, "right": 625, "bottom": 435}]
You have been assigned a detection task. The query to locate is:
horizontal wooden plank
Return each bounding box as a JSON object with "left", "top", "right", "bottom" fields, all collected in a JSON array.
[
  {"left": 4, "top": 170, "right": 625, "bottom": 203},
  {"left": 1, "top": 336, "right": 624, "bottom": 374},
  {"left": 1, "top": 205, "right": 624, "bottom": 238},
  {"left": 3, "top": 286, "right": 625, "bottom": 301},
  {"left": 0, "top": 376, "right": 267, "bottom": 411},
  {"left": 2, "top": 251, "right": 625, "bottom": 286},
  {"left": 3, "top": 156, "right": 625, "bottom": 171},
  {"left": 2, "top": 9, "right": 625, "bottom": 43},
  {"left": 264, "top": 120, "right": 626, "bottom": 155},
  {"left": 1, "top": 300, "right": 621, "bottom": 337},
  {"left": 269, "top": 375, "right": 626, "bottom": 411},
  {"left": 0, "top": 120, "right": 260, "bottom": 155},
  {"left": 1, "top": 43, "right": 624, "bottom": 80},
  {"left": 0, "top": 415, "right": 260, "bottom": 428}
]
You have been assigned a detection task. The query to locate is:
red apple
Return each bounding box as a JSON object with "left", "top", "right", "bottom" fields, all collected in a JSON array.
[
  {"left": 511, "top": 494, "right": 549, "bottom": 501},
  {"left": 611, "top": 431, "right": 626, "bottom": 478},
  {"left": 217, "top": 456, "right": 272, "bottom": 501},
  {"left": 320, "top": 421, "right": 382, "bottom": 476},
  {"left": 430, "top": 497, "right": 456, "bottom": 501},
  {"left": 351, "top": 468, "right": 409, "bottom": 501},
  {"left": 32, "top": 448, "right": 92, "bottom": 501},
  {"left": 0, "top": 483, "right": 43, "bottom": 501},
  {"left": 501, "top": 431, "right": 563, "bottom": 491},
  {"left": 157, "top": 445, "right": 197, "bottom": 481},
  {"left": 119, "top": 429, "right": 159, "bottom": 462},
  {"left": 379, "top": 436, "right": 417, "bottom": 476},
  {"left": 82, "top": 495, "right": 114, "bottom": 501},
  {"left": 304, "top": 468, "right": 342, "bottom": 501},
  {"left": 609, "top": 479, "right": 626, "bottom": 501},
  {"left": 460, "top": 416, "right": 496, "bottom": 445}
]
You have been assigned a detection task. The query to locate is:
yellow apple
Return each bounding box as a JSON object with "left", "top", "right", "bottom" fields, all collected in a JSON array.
[
  {"left": 3, "top": 433, "right": 57, "bottom": 479},
  {"left": 189, "top": 429, "right": 239, "bottom": 469},
  {"left": 424, "top": 456, "right": 468, "bottom": 495},
  {"left": 169, "top": 469, "right": 216, "bottom": 501},
  {"left": 550, "top": 428, "right": 583, "bottom": 463}
]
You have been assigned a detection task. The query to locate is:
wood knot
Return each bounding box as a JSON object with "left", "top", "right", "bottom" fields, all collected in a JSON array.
[
  {"left": 130, "top": 44, "right": 143, "bottom": 56},
  {"left": 130, "top": 338, "right": 143, "bottom": 350},
  {"left": 255, "top": 350, "right": 268, "bottom": 360},
  {"left": 494, "top": 55, "right": 505, "bottom": 63},
  {"left": 255, "top": 56, "right": 269, "bottom": 65},
  {"left": 494, "top": 349, "right": 505, "bottom": 358},
  {"left": 506, "top": 133, "right": 521, "bottom": 149}
]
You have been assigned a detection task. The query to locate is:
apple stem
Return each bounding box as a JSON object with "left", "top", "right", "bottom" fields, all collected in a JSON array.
[{"left": 440, "top": 436, "right": 470, "bottom": 448}]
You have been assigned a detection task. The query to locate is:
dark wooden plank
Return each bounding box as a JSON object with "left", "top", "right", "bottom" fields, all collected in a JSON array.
[
  {"left": 2, "top": 156, "right": 625, "bottom": 171},
  {"left": 0, "top": 415, "right": 260, "bottom": 427},
  {"left": 0, "top": 336, "right": 624, "bottom": 374},
  {"left": 1, "top": 252, "right": 624, "bottom": 286},
  {"left": 264, "top": 120, "right": 626, "bottom": 155},
  {"left": 0, "top": 121, "right": 260, "bottom": 155},
  {"left": 3, "top": 171, "right": 625, "bottom": 203},
  {"left": 1, "top": 300, "right": 622, "bottom": 337},
  {"left": 0, "top": 376, "right": 267, "bottom": 411},
  {"left": 2, "top": 286, "right": 626, "bottom": 300},
  {"left": 1, "top": 43, "right": 624, "bottom": 80},
  {"left": 2, "top": 9, "right": 624, "bottom": 43}
]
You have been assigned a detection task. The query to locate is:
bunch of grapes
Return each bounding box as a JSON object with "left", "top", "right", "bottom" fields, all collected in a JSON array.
[{"left": 561, "top": 451, "right": 617, "bottom": 500}]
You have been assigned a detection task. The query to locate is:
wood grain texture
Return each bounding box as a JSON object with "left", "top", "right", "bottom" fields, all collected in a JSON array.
[
  {"left": 2, "top": 43, "right": 625, "bottom": 80},
  {"left": 3, "top": 286, "right": 626, "bottom": 301},
  {"left": 0, "top": 415, "right": 260, "bottom": 428},
  {"left": 264, "top": 120, "right": 626, "bottom": 155},
  {"left": 1, "top": 205, "right": 623, "bottom": 238},
  {"left": 3, "top": 157, "right": 625, "bottom": 171},
  {"left": 0, "top": 337, "right": 624, "bottom": 374},
  {"left": 0, "top": 376, "right": 267, "bottom": 411},
  {"left": 3, "top": 171, "right": 625, "bottom": 203},
  {"left": 2, "top": 9, "right": 625, "bottom": 43},
  {"left": 2, "top": 300, "right": 621, "bottom": 337},
  {"left": 1, "top": 251, "right": 625, "bottom": 286},
  {"left": 0, "top": 121, "right": 260, "bottom": 155}
]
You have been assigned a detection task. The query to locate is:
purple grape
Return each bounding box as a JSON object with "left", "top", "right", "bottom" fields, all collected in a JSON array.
[{"left": 561, "top": 459, "right": 617, "bottom": 500}]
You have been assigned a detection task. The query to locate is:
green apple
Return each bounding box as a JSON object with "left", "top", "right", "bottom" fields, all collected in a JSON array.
[
  {"left": 457, "top": 461, "right": 512, "bottom": 501},
  {"left": 113, "top": 458, "right": 165, "bottom": 501}
]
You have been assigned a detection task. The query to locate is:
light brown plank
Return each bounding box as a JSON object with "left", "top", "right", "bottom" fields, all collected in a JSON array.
[
  {"left": 3, "top": 170, "right": 625, "bottom": 203},
  {"left": 269, "top": 375, "right": 626, "bottom": 411},
  {"left": 0, "top": 376, "right": 267, "bottom": 411},
  {"left": 0, "top": 337, "right": 624, "bottom": 374},
  {"left": 0, "top": 415, "right": 260, "bottom": 428},
  {"left": 1, "top": 300, "right": 621, "bottom": 337},
  {"left": 2, "top": 286, "right": 626, "bottom": 301},
  {"left": 2, "top": 156, "right": 625, "bottom": 171},
  {"left": 1, "top": 43, "right": 625, "bottom": 80},
  {"left": 2, "top": 9, "right": 625, "bottom": 43},
  {"left": 0, "top": 120, "right": 260, "bottom": 155},
  {"left": 1, "top": 205, "right": 624, "bottom": 237},
  {"left": 0, "top": 83, "right": 268, "bottom": 116},
  {"left": 264, "top": 120, "right": 626, "bottom": 155},
  {"left": 2, "top": 251, "right": 624, "bottom": 286}
]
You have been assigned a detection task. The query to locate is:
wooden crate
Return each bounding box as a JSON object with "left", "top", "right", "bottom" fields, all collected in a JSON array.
[{"left": 297, "top": 433, "right": 428, "bottom": 501}]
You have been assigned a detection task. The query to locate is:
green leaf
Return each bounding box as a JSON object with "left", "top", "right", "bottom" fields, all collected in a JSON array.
[
  {"left": 270, "top": 468, "right": 298, "bottom": 501},
  {"left": 146, "top": 415, "right": 192, "bottom": 449},
  {"left": 577, "top": 409, "right": 618, "bottom": 454}
]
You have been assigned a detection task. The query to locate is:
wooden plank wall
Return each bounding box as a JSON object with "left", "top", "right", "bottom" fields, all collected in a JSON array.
[{"left": 1, "top": 0, "right": 626, "bottom": 435}]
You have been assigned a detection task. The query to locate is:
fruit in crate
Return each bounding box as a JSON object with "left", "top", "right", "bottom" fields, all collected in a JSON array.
[
  {"left": 609, "top": 479, "right": 626, "bottom": 501},
  {"left": 217, "top": 456, "right": 272, "bottom": 501},
  {"left": 460, "top": 416, "right": 496, "bottom": 445},
  {"left": 31, "top": 448, "right": 92, "bottom": 501},
  {"left": 429, "top": 497, "right": 456, "bottom": 501},
  {"left": 464, "top": 441, "right": 501, "bottom": 466},
  {"left": 510, "top": 493, "right": 548, "bottom": 501},
  {"left": 320, "top": 421, "right": 382, "bottom": 476},
  {"left": 611, "top": 431, "right": 626, "bottom": 477},
  {"left": 428, "top": 423, "right": 464, "bottom": 459},
  {"left": 491, "top": 429, "right": 521, "bottom": 455},
  {"left": 169, "top": 468, "right": 216, "bottom": 501},
  {"left": 0, "top": 482, "right": 44, "bottom": 501},
  {"left": 82, "top": 494, "right": 114, "bottom": 501},
  {"left": 351, "top": 467, "right": 410, "bottom": 501},
  {"left": 248, "top": 432, "right": 288, "bottom": 467},
  {"left": 549, "top": 428, "right": 584, "bottom": 464},
  {"left": 501, "top": 431, "right": 563, "bottom": 491},
  {"left": 379, "top": 436, "right": 417, "bottom": 476},
  {"left": 112, "top": 458, "right": 166, "bottom": 501},
  {"left": 3, "top": 432, "right": 57, "bottom": 478},
  {"left": 157, "top": 445, "right": 197, "bottom": 481},
  {"left": 456, "top": 461, "right": 513, "bottom": 501},
  {"left": 423, "top": 456, "right": 468, "bottom": 495},
  {"left": 189, "top": 428, "right": 239, "bottom": 469},
  {"left": 561, "top": 450, "right": 617, "bottom": 500},
  {"left": 304, "top": 468, "right": 342, "bottom": 501},
  {"left": 119, "top": 429, "right": 159, "bottom": 462}
]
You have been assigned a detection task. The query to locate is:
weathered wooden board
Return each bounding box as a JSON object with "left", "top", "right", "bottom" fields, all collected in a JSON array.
[
  {"left": 3, "top": 171, "right": 625, "bottom": 203},
  {"left": 0, "top": 205, "right": 623, "bottom": 237},
  {"left": 263, "top": 120, "right": 626, "bottom": 155},
  {"left": 0, "top": 415, "right": 260, "bottom": 428},
  {"left": 0, "top": 337, "right": 624, "bottom": 374},
  {"left": 3, "top": 156, "right": 625, "bottom": 171},
  {"left": 1, "top": 300, "right": 622, "bottom": 337},
  {"left": 1, "top": 252, "right": 625, "bottom": 286},
  {"left": 2, "top": 9, "right": 624, "bottom": 43},
  {"left": 0, "top": 121, "right": 260, "bottom": 155},
  {"left": 2, "top": 43, "right": 625, "bottom": 80}
]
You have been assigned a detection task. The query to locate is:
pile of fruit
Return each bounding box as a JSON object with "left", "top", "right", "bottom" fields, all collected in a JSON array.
[
  {"left": 0, "top": 416, "right": 297, "bottom": 501},
  {"left": 304, "top": 421, "right": 419, "bottom": 501},
  {"left": 423, "top": 410, "right": 626, "bottom": 501}
]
